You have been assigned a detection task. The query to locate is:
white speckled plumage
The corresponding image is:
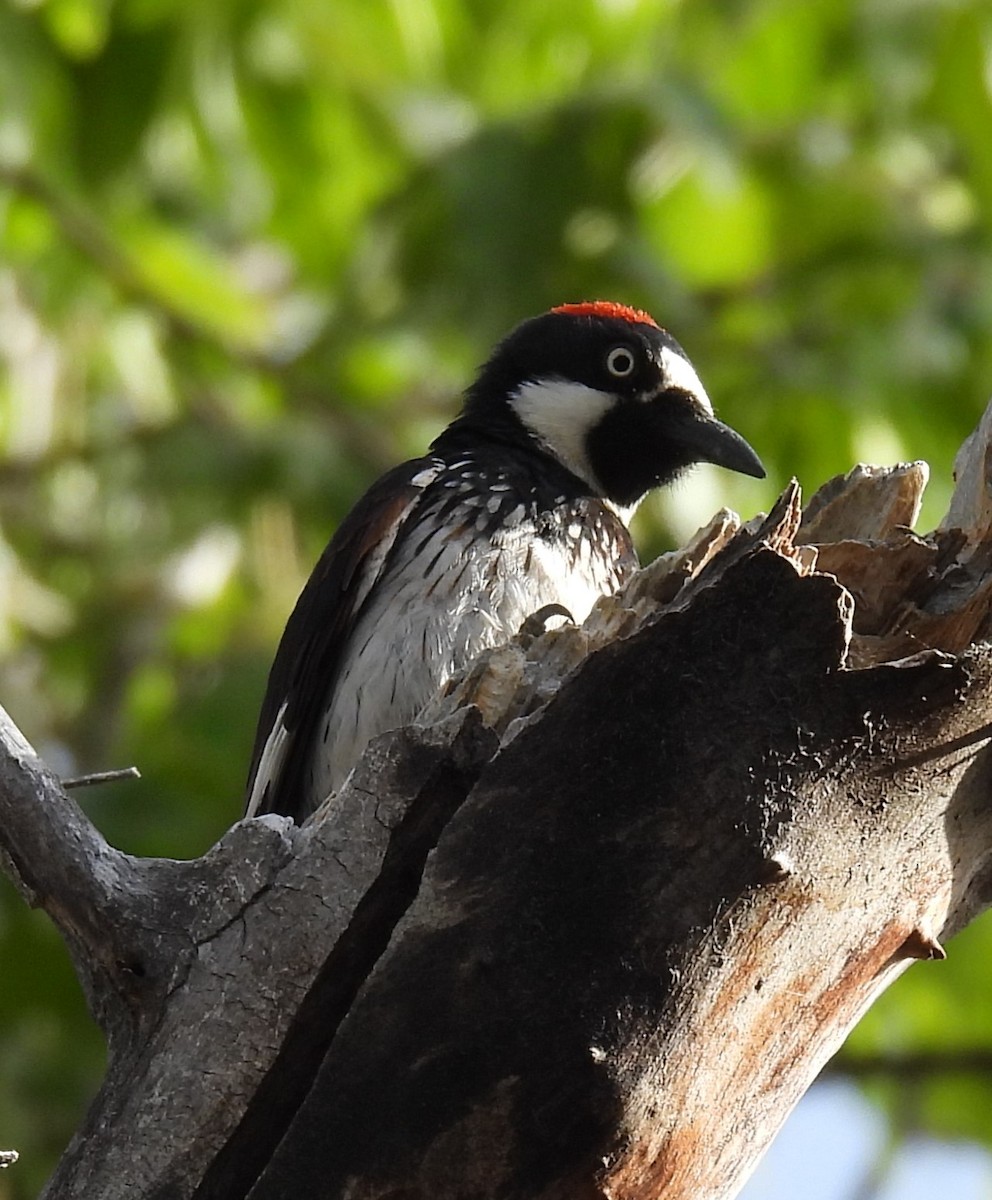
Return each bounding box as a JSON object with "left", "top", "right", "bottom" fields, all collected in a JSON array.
[
  {"left": 307, "top": 464, "right": 632, "bottom": 807},
  {"left": 245, "top": 449, "right": 636, "bottom": 818}
]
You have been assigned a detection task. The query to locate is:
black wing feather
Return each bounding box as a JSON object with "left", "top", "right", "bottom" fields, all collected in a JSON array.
[{"left": 245, "top": 459, "right": 434, "bottom": 821}]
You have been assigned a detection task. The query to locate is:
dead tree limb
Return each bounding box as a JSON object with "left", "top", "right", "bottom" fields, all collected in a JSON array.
[{"left": 4, "top": 404, "right": 992, "bottom": 1199}]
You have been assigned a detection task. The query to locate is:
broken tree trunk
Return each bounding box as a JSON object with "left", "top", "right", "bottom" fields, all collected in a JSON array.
[{"left": 4, "top": 405, "right": 992, "bottom": 1200}]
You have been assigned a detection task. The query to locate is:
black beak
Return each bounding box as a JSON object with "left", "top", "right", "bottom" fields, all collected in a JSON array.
[
  {"left": 584, "top": 388, "right": 766, "bottom": 507},
  {"left": 667, "top": 404, "right": 766, "bottom": 480}
]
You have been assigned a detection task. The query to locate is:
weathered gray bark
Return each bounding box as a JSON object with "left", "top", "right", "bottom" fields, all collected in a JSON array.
[{"left": 4, "top": 403, "right": 992, "bottom": 1200}]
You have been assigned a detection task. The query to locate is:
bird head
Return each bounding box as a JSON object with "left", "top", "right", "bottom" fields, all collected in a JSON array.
[{"left": 457, "top": 301, "right": 765, "bottom": 509}]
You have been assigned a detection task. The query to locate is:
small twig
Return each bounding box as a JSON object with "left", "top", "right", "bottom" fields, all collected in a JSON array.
[{"left": 63, "top": 766, "right": 141, "bottom": 789}]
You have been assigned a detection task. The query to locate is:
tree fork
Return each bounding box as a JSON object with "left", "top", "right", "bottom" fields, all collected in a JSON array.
[{"left": 3, "top": 406, "right": 992, "bottom": 1198}]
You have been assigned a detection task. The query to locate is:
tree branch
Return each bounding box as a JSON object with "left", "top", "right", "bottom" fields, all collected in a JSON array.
[
  {"left": 5, "top": 401, "right": 992, "bottom": 1198},
  {"left": 0, "top": 709, "right": 141, "bottom": 1010},
  {"left": 0, "top": 707, "right": 297, "bottom": 1048}
]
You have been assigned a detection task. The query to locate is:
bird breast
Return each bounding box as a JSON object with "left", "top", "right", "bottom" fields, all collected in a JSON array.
[{"left": 305, "top": 493, "right": 633, "bottom": 808}]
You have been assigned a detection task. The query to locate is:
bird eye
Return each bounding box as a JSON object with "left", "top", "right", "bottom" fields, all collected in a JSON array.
[{"left": 606, "top": 346, "right": 636, "bottom": 378}]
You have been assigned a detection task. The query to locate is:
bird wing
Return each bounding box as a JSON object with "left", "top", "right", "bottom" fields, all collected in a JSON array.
[{"left": 244, "top": 458, "right": 442, "bottom": 821}]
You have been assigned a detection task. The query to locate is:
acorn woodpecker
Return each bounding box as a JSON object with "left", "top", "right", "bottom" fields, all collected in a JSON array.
[{"left": 245, "top": 301, "right": 765, "bottom": 821}]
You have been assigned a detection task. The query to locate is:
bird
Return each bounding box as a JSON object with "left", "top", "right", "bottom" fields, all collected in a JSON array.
[{"left": 245, "top": 301, "right": 765, "bottom": 822}]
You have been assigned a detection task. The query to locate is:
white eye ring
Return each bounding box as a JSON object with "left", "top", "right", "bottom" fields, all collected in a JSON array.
[{"left": 606, "top": 346, "right": 636, "bottom": 378}]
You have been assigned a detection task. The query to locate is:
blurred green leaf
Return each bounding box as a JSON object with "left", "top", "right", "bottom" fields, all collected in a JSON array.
[
  {"left": 70, "top": 19, "right": 177, "bottom": 184},
  {"left": 641, "top": 163, "right": 774, "bottom": 287},
  {"left": 930, "top": 9, "right": 992, "bottom": 215}
]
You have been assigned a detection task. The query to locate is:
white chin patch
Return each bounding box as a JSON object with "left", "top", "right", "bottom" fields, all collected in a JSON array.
[
  {"left": 659, "top": 346, "right": 712, "bottom": 414},
  {"left": 509, "top": 377, "right": 612, "bottom": 493}
]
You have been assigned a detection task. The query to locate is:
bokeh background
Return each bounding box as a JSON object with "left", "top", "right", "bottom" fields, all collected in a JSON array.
[{"left": 2, "top": 0, "right": 992, "bottom": 1196}]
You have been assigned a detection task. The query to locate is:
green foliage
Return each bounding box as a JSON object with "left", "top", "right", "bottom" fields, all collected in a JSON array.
[{"left": 2, "top": 0, "right": 992, "bottom": 1191}]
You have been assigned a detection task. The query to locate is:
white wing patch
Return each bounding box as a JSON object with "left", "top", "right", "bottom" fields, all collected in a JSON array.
[
  {"left": 410, "top": 466, "right": 440, "bottom": 487},
  {"left": 245, "top": 700, "right": 291, "bottom": 818}
]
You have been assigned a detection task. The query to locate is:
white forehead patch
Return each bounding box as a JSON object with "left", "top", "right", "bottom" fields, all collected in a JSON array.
[
  {"left": 659, "top": 345, "right": 712, "bottom": 414},
  {"left": 509, "top": 377, "right": 613, "bottom": 493}
]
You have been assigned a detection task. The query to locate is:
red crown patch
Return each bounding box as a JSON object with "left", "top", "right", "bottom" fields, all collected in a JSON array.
[{"left": 551, "top": 301, "right": 659, "bottom": 328}]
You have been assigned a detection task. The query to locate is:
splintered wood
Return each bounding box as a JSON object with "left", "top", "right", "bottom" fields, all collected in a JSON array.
[
  {"left": 800, "top": 447, "right": 992, "bottom": 664},
  {"left": 422, "top": 410, "right": 992, "bottom": 740}
]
